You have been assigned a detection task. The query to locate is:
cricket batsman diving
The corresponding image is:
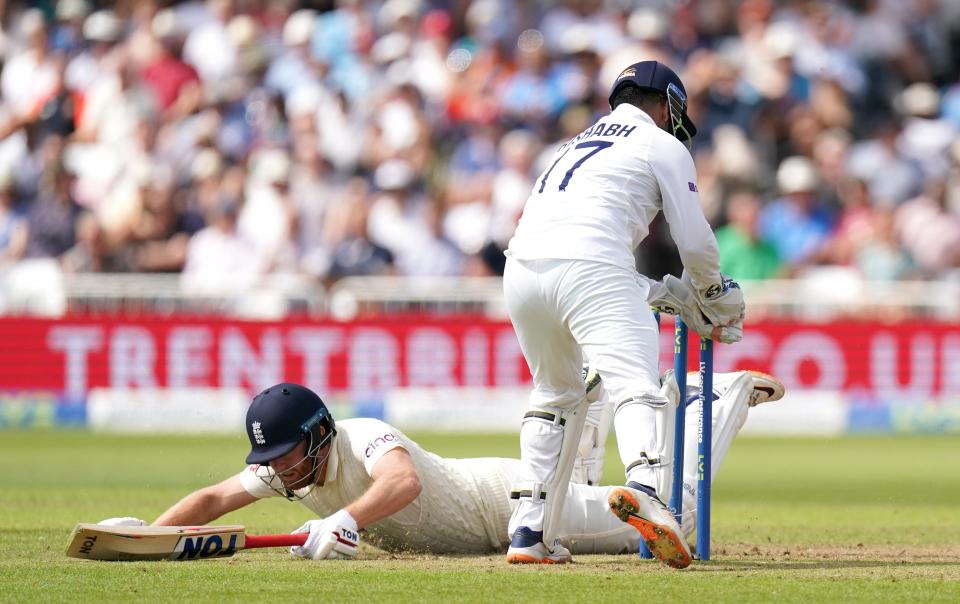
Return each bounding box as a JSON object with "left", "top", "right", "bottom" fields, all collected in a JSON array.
[
  {"left": 501, "top": 60, "right": 745, "bottom": 568},
  {"left": 100, "top": 369, "right": 783, "bottom": 560}
]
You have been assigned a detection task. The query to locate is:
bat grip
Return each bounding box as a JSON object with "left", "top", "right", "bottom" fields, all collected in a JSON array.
[{"left": 244, "top": 534, "right": 308, "bottom": 549}]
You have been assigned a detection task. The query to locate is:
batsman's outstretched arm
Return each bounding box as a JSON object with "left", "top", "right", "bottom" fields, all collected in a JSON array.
[
  {"left": 153, "top": 474, "right": 258, "bottom": 526},
  {"left": 346, "top": 448, "right": 422, "bottom": 529}
]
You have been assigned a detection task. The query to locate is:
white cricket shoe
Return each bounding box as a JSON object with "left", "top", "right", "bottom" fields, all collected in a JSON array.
[
  {"left": 506, "top": 527, "right": 572, "bottom": 564},
  {"left": 745, "top": 371, "right": 785, "bottom": 406},
  {"left": 608, "top": 485, "right": 692, "bottom": 569},
  {"left": 662, "top": 369, "right": 786, "bottom": 408}
]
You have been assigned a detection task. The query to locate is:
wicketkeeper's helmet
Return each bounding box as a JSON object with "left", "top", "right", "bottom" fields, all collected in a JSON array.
[
  {"left": 244, "top": 383, "right": 336, "bottom": 464},
  {"left": 608, "top": 60, "right": 697, "bottom": 144}
]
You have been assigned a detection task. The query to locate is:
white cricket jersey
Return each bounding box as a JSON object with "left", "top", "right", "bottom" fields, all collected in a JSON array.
[
  {"left": 239, "top": 418, "right": 515, "bottom": 554},
  {"left": 507, "top": 103, "right": 721, "bottom": 291}
]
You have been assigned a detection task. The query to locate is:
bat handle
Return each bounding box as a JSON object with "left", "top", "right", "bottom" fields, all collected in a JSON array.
[{"left": 244, "top": 534, "right": 308, "bottom": 550}]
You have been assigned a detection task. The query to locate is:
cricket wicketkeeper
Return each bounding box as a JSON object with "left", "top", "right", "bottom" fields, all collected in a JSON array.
[
  {"left": 499, "top": 59, "right": 744, "bottom": 567},
  {"left": 100, "top": 366, "right": 782, "bottom": 561}
]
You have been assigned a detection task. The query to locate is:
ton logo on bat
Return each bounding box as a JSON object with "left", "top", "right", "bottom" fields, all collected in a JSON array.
[{"left": 172, "top": 534, "right": 239, "bottom": 560}]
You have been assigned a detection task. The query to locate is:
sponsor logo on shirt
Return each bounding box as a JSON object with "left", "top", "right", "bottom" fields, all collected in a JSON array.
[
  {"left": 364, "top": 433, "right": 399, "bottom": 458},
  {"left": 688, "top": 182, "right": 698, "bottom": 192}
]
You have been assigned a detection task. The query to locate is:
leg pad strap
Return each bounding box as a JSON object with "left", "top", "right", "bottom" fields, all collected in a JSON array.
[{"left": 625, "top": 453, "right": 665, "bottom": 474}]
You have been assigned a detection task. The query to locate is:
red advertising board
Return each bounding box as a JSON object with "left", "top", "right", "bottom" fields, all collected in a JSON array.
[{"left": 0, "top": 316, "right": 958, "bottom": 400}]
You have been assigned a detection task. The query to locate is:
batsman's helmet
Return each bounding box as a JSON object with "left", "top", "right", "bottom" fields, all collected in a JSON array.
[
  {"left": 608, "top": 60, "right": 697, "bottom": 143},
  {"left": 244, "top": 383, "right": 336, "bottom": 464}
]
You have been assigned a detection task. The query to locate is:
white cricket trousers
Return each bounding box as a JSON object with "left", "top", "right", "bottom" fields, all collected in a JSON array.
[
  {"left": 484, "top": 370, "right": 757, "bottom": 553},
  {"left": 503, "top": 257, "right": 662, "bottom": 538}
]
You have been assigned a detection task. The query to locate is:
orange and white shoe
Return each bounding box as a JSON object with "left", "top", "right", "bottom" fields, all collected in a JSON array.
[
  {"left": 506, "top": 527, "right": 572, "bottom": 564},
  {"left": 608, "top": 485, "right": 692, "bottom": 569},
  {"left": 667, "top": 369, "right": 786, "bottom": 408},
  {"left": 746, "top": 371, "right": 785, "bottom": 407}
]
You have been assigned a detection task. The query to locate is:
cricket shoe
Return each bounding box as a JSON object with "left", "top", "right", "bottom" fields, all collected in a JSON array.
[
  {"left": 746, "top": 371, "right": 785, "bottom": 406},
  {"left": 506, "top": 527, "right": 572, "bottom": 564},
  {"left": 608, "top": 483, "right": 692, "bottom": 569},
  {"left": 663, "top": 369, "right": 786, "bottom": 408}
]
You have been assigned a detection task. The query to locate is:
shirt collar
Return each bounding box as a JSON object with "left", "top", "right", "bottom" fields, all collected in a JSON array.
[{"left": 612, "top": 102, "right": 657, "bottom": 126}]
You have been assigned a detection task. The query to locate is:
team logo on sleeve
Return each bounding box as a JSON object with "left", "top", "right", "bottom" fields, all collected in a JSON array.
[
  {"left": 364, "top": 433, "right": 399, "bottom": 458},
  {"left": 688, "top": 182, "right": 698, "bottom": 192}
]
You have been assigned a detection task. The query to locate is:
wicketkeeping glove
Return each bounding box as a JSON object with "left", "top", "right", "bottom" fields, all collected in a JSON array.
[
  {"left": 683, "top": 272, "right": 745, "bottom": 328},
  {"left": 648, "top": 275, "right": 742, "bottom": 344},
  {"left": 290, "top": 509, "right": 360, "bottom": 560}
]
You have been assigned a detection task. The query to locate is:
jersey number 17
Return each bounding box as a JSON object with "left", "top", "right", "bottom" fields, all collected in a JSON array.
[{"left": 538, "top": 141, "right": 614, "bottom": 193}]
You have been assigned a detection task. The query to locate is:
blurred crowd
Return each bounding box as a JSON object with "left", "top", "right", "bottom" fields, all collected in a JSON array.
[{"left": 0, "top": 0, "right": 958, "bottom": 296}]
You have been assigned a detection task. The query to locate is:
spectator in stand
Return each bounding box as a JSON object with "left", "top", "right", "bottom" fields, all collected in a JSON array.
[
  {"left": 61, "top": 211, "right": 111, "bottom": 273},
  {"left": 498, "top": 30, "right": 567, "bottom": 128},
  {"left": 0, "top": 169, "right": 27, "bottom": 263},
  {"left": 827, "top": 177, "right": 876, "bottom": 268},
  {"left": 265, "top": 9, "right": 321, "bottom": 98},
  {"left": 136, "top": 10, "right": 202, "bottom": 121},
  {"left": 488, "top": 129, "right": 539, "bottom": 255},
  {"left": 363, "top": 84, "right": 431, "bottom": 173},
  {"left": 690, "top": 52, "right": 759, "bottom": 145},
  {"left": 948, "top": 141, "right": 960, "bottom": 220},
  {"left": 896, "top": 83, "right": 957, "bottom": 182},
  {"left": 366, "top": 159, "right": 432, "bottom": 267},
  {"left": 1, "top": 10, "right": 60, "bottom": 121},
  {"left": 895, "top": 180, "right": 960, "bottom": 279},
  {"left": 396, "top": 200, "right": 464, "bottom": 277},
  {"left": 181, "top": 191, "right": 265, "bottom": 296},
  {"left": 716, "top": 190, "right": 782, "bottom": 280},
  {"left": 124, "top": 166, "right": 190, "bottom": 272},
  {"left": 65, "top": 9, "right": 123, "bottom": 114},
  {"left": 0, "top": 0, "right": 953, "bottom": 291},
  {"left": 758, "top": 156, "right": 835, "bottom": 273},
  {"left": 25, "top": 160, "right": 83, "bottom": 260},
  {"left": 325, "top": 177, "right": 394, "bottom": 281},
  {"left": 182, "top": 0, "right": 238, "bottom": 89},
  {"left": 408, "top": 10, "right": 455, "bottom": 105},
  {"left": 540, "top": 0, "right": 623, "bottom": 57},
  {"left": 50, "top": 0, "right": 91, "bottom": 55},
  {"left": 854, "top": 206, "right": 913, "bottom": 281},
  {"left": 238, "top": 148, "right": 297, "bottom": 272}
]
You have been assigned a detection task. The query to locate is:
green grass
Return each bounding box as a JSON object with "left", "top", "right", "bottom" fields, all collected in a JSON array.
[{"left": 1, "top": 431, "right": 958, "bottom": 603}]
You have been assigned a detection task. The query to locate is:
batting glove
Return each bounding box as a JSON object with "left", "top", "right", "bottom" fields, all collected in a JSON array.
[
  {"left": 290, "top": 509, "right": 360, "bottom": 560},
  {"left": 97, "top": 517, "right": 147, "bottom": 527}
]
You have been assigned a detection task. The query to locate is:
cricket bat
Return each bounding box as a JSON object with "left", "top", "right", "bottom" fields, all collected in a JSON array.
[{"left": 65, "top": 523, "right": 308, "bottom": 561}]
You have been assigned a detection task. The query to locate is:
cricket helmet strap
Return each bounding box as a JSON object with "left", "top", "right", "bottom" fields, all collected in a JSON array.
[
  {"left": 244, "top": 383, "right": 337, "bottom": 465},
  {"left": 608, "top": 60, "right": 697, "bottom": 144}
]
